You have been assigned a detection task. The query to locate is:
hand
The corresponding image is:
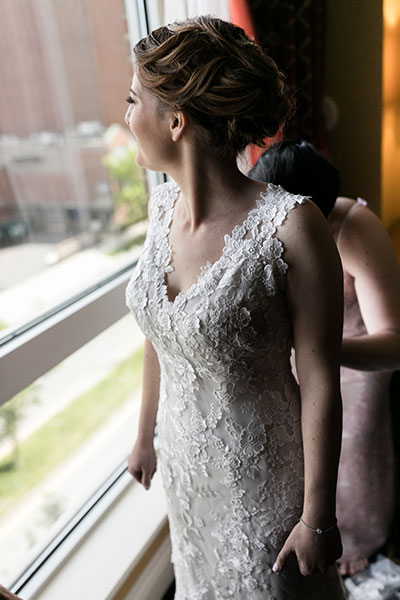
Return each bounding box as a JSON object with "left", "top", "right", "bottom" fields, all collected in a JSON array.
[
  {"left": 273, "top": 521, "right": 342, "bottom": 576},
  {"left": 127, "top": 439, "right": 157, "bottom": 490}
]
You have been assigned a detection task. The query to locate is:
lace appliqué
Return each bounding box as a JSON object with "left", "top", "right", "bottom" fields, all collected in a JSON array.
[{"left": 125, "top": 182, "right": 335, "bottom": 599}]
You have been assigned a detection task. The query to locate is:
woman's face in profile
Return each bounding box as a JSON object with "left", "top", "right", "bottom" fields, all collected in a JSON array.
[{"left": 125, "top": 73, "right": 172, "bottom": 171}]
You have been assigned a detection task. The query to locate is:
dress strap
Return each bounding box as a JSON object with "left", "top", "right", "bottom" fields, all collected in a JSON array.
[
  {"left": 257, "top": 185, "right": 307, "bottom": 295},
  {"left": 148, "top": 181, "right": 179, "bottom": 230},
  {"left": 258, "top": 184, "right": 307, "bottom": 237}
]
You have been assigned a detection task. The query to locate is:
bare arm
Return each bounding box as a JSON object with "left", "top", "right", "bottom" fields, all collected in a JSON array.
[
  {"left": 136, "top": 337, "right": 161, "bottom": 444},
  {"left": 275, "top": 201, "right": 343, "bottom": 575},
  {"left": 127, "top": 193, "right": 161, "bottom": 488},
  {"left": 342, "top": 334, "right": 400, "bottom": 371},
  {"left": 339, "top": 203, "right": 400, "bottom": 371},
  {"left": 127, "top": 337, "right": 160, "bottom": 489}
]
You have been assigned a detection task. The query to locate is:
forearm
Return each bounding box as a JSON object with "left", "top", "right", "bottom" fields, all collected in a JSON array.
[
  {"left": 301, "top": 388, "right": 342, "bottom": 528},
  {"left": 342, "top": 330, "right": 400, "bottom": 371},
  {"left": 137, "top": 338, "right": 161, "bottom": 445}
]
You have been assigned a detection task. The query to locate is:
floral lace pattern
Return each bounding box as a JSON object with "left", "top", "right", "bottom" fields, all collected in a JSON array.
[{"left": 126, "top": 181, "right": 345, "bottom": 599}]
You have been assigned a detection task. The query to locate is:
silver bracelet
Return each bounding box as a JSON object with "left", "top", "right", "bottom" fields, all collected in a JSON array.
[{"left": 299, "top": 517, "right": 337, "bottom": 535}]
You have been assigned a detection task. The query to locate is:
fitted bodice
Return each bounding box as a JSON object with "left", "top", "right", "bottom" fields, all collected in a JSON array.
[{"left": 126, "top": 181, "right": 304, "bottom": 383}]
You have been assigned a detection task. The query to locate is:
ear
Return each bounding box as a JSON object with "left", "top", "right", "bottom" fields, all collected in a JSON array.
[{"left": 170, "top": 110, "right": 188, "bottom": 142}]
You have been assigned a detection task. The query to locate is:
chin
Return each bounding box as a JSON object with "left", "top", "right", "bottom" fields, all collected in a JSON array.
[
  {"left": 135, "top": 151, "right": 144, "bottom": 167},
  {"left": 135, "top": 153, "right": 163, "bottom": 173},
  {"left": 135, "top": 152, "right": 153, "bottom": 170}
]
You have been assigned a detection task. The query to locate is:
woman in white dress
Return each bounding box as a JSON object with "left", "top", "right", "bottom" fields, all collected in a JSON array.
[{"left": 125, "top": 16, "right": 346, "bottom": 599}]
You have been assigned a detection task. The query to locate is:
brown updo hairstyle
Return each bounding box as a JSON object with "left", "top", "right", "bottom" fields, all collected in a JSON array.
[{"left": 133, "top": 15, "right": 294, "bottom": 156}]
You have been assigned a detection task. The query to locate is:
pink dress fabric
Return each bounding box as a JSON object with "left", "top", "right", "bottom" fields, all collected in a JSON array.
[{"left": 335, "top": 199, "right": 395, "bottom": 563}]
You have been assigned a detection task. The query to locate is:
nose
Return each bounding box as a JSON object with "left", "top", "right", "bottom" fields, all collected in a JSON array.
[{"left": 125, "top": 107, "right": 131, "bottom": 126}]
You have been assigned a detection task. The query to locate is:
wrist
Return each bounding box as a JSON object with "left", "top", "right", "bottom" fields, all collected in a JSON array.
[
  {"left": 302, "top": 492, "right": 337, "bottom": 527},
  {"left": 136, "top": 432, "right": 155, "bottom": 447},
  {"left": 300, "top": 512, "right": 337, "bottom": 530},
  {"left": 299, "top": 516, "right": 337, "bottom": 535}
]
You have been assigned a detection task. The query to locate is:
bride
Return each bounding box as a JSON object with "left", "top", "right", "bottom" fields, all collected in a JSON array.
[{"left": 125, "top": 15, "right": 346, "bottom": 599}]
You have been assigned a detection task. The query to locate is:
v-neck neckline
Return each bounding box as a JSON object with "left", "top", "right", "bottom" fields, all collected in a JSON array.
[{"left": 161, "top": 182, "right": 270, "bottom": 307}]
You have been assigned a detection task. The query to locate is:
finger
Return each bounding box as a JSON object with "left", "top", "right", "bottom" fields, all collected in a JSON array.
[
  {"left": 141, "top": 470, "right": 151, "bottom": 490},
  {"left": 297, "top": 556, "right": 313, "bottom": 577},
  {"left": 273, "top": 543, "right": 292, "bottom": 574}
]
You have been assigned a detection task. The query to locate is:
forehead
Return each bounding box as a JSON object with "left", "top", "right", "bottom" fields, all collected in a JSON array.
[
  {"left": 130, "top": 72, "right": 155, "bottom": 102},
  {"left": 131, "top": 72, "right": 169, "bottom": 112},
  {"left": 131, "top": 72, "right": 142, "bottom": 93}
]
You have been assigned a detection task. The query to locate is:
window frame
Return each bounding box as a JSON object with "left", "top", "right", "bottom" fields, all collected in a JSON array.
[
  {"left": 0, "top": 266, "right": 132, "bottom": 406},
  {"left": 12, "top": 469, "right": 171, "bottom": 600},
  {"left": 11, "top": 461, "right": 129, "bottom": 595},
  {"left": 0, "top": 1, "right": 169, "bottom": 594},
  {"left": 2, "top": 167, "right": 164, "bottom": 593},
  {"left": 2, "top": 0, "right": 234, "bottom": 594}
]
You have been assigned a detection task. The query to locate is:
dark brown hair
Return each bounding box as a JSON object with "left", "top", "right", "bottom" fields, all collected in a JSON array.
[
  {"left": 134, "top": 16, "right": 294, "bottom": 155},
  {"left": 249, "top": 140, "right": 340, "bottom": 218}
]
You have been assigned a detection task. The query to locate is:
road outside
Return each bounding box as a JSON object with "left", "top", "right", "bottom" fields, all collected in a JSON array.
[
  {"left": 0, "top": 379, "right": 143, "bottom": 586},
  {"left": 0, "top": 220, "right": 147, "bottom": 334},
  {"left": 0, "top": 233, "right": 146, "bottom": 586}
]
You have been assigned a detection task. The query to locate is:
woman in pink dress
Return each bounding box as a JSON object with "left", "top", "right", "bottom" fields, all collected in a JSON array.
[{"left": 250, "top": 140, "right": 400, "bottom": 577}]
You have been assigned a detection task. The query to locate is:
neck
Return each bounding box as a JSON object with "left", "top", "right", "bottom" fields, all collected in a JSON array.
[{"left": 165, "top": 144, "right": 253, "bottom": 229}]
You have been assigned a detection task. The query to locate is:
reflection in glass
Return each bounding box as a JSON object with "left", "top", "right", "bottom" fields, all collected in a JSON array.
[
  {"left": 0, "top": 315, "right": 144, "bottom": 586},
  {"left": 0, "top": 0, "right": 148, "bottom": 337}
]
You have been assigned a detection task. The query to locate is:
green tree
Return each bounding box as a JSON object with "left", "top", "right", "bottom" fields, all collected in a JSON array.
[{"left": 103, "top": 145, "right": 148, "bottom": 228}]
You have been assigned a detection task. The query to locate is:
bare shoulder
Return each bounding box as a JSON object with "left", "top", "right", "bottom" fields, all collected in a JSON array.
[
  {"left": 339, "top": 199, "right": 398, "bottom": 276},
  {"left": 279, "top": 196, "right": 329, "bottom": 231},
  {"left": 329, "top": 196, "right": 356, "bottom": 234},
  {"left": 333, "top": 196, "right": 356, "bottom": 216},
  {"left": 276, "top": 198, "right": 337, "bottom": 264},
  {"left": 341, "top": 199, "right": 389, "bottom": 240},
  {"left": 276, "top": 198, "right": 343, "bottom": 360},
  {"left": 336, "top": 199, "right": 400, "bottom": 334}
]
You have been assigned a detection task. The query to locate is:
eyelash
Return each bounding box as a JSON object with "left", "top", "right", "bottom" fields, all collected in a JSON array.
[{"left": 126, "top": 97, "right": 135, "bottom": 104}]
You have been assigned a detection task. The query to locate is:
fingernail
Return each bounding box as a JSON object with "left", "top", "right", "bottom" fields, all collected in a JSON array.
[{"left": 272, "top": 563, "right": 279, "bottom": 573}]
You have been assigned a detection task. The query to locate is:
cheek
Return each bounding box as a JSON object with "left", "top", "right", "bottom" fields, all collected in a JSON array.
[
  {"left": 127, "top": 111, "right": 140, "bottom": 138},
  {"left": 130, "top": 117, "right": 142, "bottom": 141}
]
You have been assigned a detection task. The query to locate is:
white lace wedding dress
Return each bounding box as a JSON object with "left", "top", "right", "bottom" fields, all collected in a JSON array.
[{"left": 126, "top": 181, "right": 346, "bottom": 600}]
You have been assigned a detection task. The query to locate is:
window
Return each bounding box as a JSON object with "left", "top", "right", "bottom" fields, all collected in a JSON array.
[
  {"left": 0, "top": 0, "right": 153, "bottom": 340},
  {"left": 0, "top": 316, "right": 144, "bottom": 586},
  {"left": 0, "top": 1, "right": 231, "bottom": 595},
  {"left": 0, "top": 0, "right": 153, "bottom": 589}
]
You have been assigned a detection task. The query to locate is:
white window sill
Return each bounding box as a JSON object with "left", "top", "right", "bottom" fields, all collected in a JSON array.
[{"left": 17, "top": 471, "right": 171, "bottom": 600}]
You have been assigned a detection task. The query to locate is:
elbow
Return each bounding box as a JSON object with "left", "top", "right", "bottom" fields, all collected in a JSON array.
[{"left": 382, "top": 329, "right": 400, "bottom": 368}]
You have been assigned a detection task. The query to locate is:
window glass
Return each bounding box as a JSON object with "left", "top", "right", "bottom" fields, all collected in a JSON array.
[
  {"left": 0, "top": 0, "right": 148, "bottom": 340},
  {"left": 145, "top": 0, "right": 230, "bottom": 29},
  {"left": 0, "top": 315, "right": 145, "bottom": 586},
  {"left": 0, "top": 0, "right": 234, "bottom": 588}
]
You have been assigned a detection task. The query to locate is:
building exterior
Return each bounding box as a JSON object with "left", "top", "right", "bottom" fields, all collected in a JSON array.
[{"left": 0, "top": 0, "right": 133, "bottom": 243}]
